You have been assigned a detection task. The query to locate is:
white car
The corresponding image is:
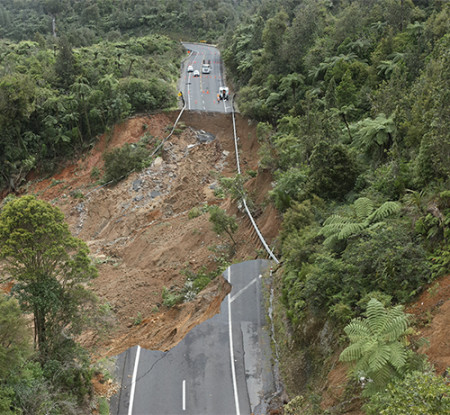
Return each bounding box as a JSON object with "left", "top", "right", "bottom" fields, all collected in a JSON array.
[
  {"left": 187, "top": 65, "right": 194, "bottom": 72},
  {"left": 202, "top": 64, "right": 211, "bottom": 74},
  {"left": 193, "top": 70, "right": 200, "bottom": 77}
]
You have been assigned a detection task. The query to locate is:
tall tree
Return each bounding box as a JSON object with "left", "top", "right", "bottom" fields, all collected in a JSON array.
[
  {"left": 0, "top": 196, "right": 97, "bottom": 359},
  {"left": 54, "top": 36, "right": 78, "bottom": 90}
]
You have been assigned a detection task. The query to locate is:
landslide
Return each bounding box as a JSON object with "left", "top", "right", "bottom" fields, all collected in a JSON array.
[{"left": 25, "top": 110, "right": 280, "bottom": 357}]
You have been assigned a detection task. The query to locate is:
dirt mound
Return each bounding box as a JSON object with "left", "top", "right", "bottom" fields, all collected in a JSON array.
[{"left": 22, "top": 110, "right": 280, "bottom": 356}]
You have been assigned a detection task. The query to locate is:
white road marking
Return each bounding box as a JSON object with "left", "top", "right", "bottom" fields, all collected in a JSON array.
[
  {"left": 182, "top": 379, "right": 186, "bottom": 411},
  {"left": 186, "top": 50, "right": 198, "bottom": 110},
  {"left": 230, "top": 277, "right": 258, "bottom": 304},
  {"left": 227, "top": 267, "right": 241, "bottom": 415},
  {"left": 128, "top": 345, "right": 141, "bottom": 415},
  {"left": 222, "top": 99, "right": 228, "bottom": 113}
]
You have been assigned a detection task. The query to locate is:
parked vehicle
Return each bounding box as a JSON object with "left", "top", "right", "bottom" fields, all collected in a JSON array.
[
  {"left": 218, "top": 86, "right": 229, "bottom": 100},
  {"left": 202, "top": 59, "right": 211, "bottom": 74}
]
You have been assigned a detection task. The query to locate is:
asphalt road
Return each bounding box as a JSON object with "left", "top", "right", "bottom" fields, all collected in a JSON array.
[
  {"left": 111, "top": 260, "right": 277, "bottom": 415},
  {"left": 180, "top": 43, "right": 232, "bottom": 113}
]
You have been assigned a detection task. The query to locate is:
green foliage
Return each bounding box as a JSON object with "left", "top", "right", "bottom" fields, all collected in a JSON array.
[
  {"left": 351, "top": 113, "right": 396, "bottom": 163},
  {"left": 319, "top": 197, "right": 402, "bottom": 250},
  {"left": 188, "top": 206, "right": 202, "bottom": 220},
  {"left": 161, "top": 287, "right": 184, "bottom": 308},
  {"left": 271, "top": 167, "right": 308, "bottom": 211},
  {"left": 102, "top": 142, "right": 151, "bottom": 184},
  {"left": 219, "top": 174, "right": 248, "bottom": 203},
  {"left": 98, "top": 397, "right": 110, "bottom": 415},
  {"left": 0, "top": 386, "right": 16, "bottom": 415},
  {"left": 364, "top": 370, "right": 450, "bottom": 414},
  {"left": 339, "top": 299, "right": 417, "bottom": 396},
  {"left": 208, "top": 205, "right": 238, "bottom": 247},
  {"left": 182, "top": 265, "right": 220, "bottom": 301},
  {"left": 0, "top": 295, "right": 31, "bottom": 379},
  {"left": 283, "top": 394, "right": 325, "bottom": 415},
  {"left": 0, "top": 195, "right": 98, "bottom": 360},
  {"left": 0, "top": 0, "right": 241, "bottom": 46},
  {"left": 0, "top": 35, "right": 180, "bottom": 191},
  {"left": 308, "top": 141, "right": 359, "bottom": 200}
]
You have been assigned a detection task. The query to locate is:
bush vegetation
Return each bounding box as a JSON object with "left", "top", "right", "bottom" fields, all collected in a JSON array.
[
  {"left": 0, "top": 34, "right": 181, "bottom": 191},
  {"left": 223, "top": 0, "right": 450, "bottom": 410}
]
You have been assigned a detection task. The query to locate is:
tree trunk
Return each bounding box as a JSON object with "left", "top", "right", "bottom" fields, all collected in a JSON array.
[{"left": 34, "top": 307, "right": 47, "bottom": 358}]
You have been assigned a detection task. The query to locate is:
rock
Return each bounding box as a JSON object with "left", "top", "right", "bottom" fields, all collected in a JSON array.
[
  {"left": 153, "top": 157, "right": 163, "bottom": 167},
  {"left": 134, "top": 195, "right": 144, "bottom": 202},
  {"left": 150, "top": 190, "right": 161, "bottom": 199},
  {"left": 196, "top": 130, "right": 216, "bottom": 143},
  {"left": 75, "top": 202, "right": 85, "bottom": 213},
  {"left": 132, "top": 179, "right": 143, "bottom": 191}
]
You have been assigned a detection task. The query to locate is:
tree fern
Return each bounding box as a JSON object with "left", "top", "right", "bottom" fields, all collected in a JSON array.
[
  {"left": 339, "top": 299, "right": 412, "bottom": 396},
  {"left": 320, "top": 198, "right": 402, "bottom": 248},
  {"left": 367, "top": 201, "right": 401, "bottom": 223},
  {"left": 354, "top": 197, "right": 374, "bottom": 220}
]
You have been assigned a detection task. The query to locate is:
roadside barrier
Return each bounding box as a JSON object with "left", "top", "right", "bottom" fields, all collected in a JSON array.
[{"left": 230, "top": 98, "right": 280, "bottom": 264}]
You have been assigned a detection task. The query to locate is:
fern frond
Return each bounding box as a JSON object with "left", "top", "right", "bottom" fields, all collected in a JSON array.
[
  {"left": 319, "top": 221, "right": 347, "bottom": 237},
  {"left": 353, "top": 197, "right": 374, "bottom": 220},
  {"left": 382, "top": 315, "right": 409, "bottom": 342},
  {"left": 338, "top": 222, "right": 366, "bottom": 240},
  {"left": 323, "top": 235, "right": 339, "bottom": 249},
  {"left": 340, "top": 341, "right": 365, "bottom": 362},
  {"left": 344, "top": 320, "right": 371, "bottom": 339},
  {"left": 363, "top": 364, "right": 395, "bottom": 396},
  {"left": 368, "top": 344, "right": 391, "bottom": 371},
  {"left": 366, "top": 298, "right": 398, "bottom": 336},
  {"left": 322, "top": 214, "right": 351, "bottom": 227},
  {"left": 367, "top": 201, "right": 401, "bottom": 223},
  {"left": 387, "top": 341, "right": 407, "bottom": 371}
]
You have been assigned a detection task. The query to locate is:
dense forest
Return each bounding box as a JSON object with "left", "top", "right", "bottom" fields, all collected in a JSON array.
[
  {"left": 0, "top": 0, "right": 449, "bottom": 413},
  {"left": 223, "top": 0, "right": 449, "bottom": 413},
  {"left": 0, "top": 34, "right": 182, "bottom": 191},
  {"left": 0, "top": 0, "right": 247, "bottom": 44}
]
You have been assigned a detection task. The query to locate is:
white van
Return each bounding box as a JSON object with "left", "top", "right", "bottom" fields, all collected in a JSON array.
[{"left": 202, "top": 63, "right": 211, "bottom": 74}]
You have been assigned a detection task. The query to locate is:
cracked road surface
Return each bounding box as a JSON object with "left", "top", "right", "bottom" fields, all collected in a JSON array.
[{"left": 111, "top": 260, "right": 276, "bottom": 415}]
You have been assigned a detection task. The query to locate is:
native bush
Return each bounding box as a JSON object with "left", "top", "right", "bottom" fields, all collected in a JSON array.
[{"left": 103, "top": 143, "right": 151, "bottom": 184}]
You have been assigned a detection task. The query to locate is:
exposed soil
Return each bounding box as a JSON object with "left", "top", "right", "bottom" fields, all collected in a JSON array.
[
  {"left": 6, "top": 109, "right": 449, "bottom": 413},
  {"left": 320, "top": 273, "right": 450, "bottom": 414},
  {"left": 23, "top": 110, "right": 281, "bottom": 358}
]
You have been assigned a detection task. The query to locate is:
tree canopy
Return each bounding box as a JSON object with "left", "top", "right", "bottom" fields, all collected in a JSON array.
[{"left": 0, "top": 196, "right": 98, "bottom": 358}]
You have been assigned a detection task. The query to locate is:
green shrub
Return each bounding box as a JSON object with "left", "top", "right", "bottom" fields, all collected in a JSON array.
[
  {"left": 364, "top": 370, "right": 450, "bottom": 414},
  {"left": 98, "top": 397, "right": 109, "bottom": 415},
  {"left": 90, "top": 166, "right": 101, "bottom": 179},
  {"left": 162, "top": 287, "right": 183, "bottom": 307},
  {"left": 103, "top": 143, "right": 151, "bottom": 184},
  {"left": 188, "top": 207, "right": 202, "bottom": 219}
]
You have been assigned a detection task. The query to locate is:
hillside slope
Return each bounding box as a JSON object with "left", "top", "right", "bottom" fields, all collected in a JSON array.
[{"left": 25, "top": 110, "right": 280, "bottom": 356}]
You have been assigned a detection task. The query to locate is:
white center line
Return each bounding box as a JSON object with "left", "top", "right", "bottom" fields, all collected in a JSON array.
[
  {"left": 128, "top": 345, "right": 141, "bottom": 415},
  {"left": 227, "top": 267, "right": 241, "bottom": 415},
  {"left": 229, "top": 277, "right": 258, "bottom": 304},
  {"left": 182, "top": 379, "right": 186, "bottom": 411}
]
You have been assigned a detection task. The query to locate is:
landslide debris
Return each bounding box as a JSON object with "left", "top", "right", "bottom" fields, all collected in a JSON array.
[{"left": 25, "top": 110, "right": 280, "bottom": 356}]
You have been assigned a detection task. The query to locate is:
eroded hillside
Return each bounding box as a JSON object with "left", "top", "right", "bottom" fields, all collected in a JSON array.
[{"left": 26, "top": 110, "right": 280, "bottom": 356}]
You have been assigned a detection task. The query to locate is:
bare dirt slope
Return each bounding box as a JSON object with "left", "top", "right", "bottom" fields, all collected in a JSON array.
[{"left": 26, "top": 110, "right": 280, "bottom": 357}]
